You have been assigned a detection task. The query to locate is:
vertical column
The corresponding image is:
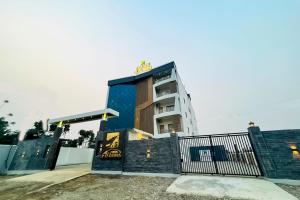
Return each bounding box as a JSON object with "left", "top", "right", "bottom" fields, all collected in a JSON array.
[
  {"left": 47, "top": 126, "right": 63, "bottom": 170},
  {"left": 170, "top": 133, "right": 181, "bottom": 174},
  {"left": 248, "top": 126, "right": 276, "bottom": 178}
]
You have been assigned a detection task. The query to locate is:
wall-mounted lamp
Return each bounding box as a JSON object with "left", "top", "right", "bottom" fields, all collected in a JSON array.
[
  {"left": 36, "top": 149, "right": 40, "bottom": 156},
  {"left": 290, "top": 144, "right": 300, "bottom": 159},
  {"left": 249, "top": 121, "right": 255, "bottom": 127},
  {"left": 146, "top": 148, "right": 151, "bottom": 159}
]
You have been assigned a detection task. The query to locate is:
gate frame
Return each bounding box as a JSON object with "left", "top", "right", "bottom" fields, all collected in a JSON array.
[{"left": 178, "top": 132, "right": 263, "bottom": 177}]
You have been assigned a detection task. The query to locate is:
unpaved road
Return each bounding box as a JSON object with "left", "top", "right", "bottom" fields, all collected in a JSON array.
[
  {"left": 0, "top": 174, "right": 299, "bottom": 200},
  {"left": 1, "top": 174, "right": 236, "bottom": 200}
]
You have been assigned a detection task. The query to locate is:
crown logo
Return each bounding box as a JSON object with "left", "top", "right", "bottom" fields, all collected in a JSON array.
[{"left": 135, "top": 60, "right": 152, "bottom": 75}]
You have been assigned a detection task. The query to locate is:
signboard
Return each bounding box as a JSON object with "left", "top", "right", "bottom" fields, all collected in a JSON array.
[
  {"left": 100, "top": 132, "right": 122, "bottom": 159},
  {"left": 135, "top": 60, "right": 152, "bottom": 75}
]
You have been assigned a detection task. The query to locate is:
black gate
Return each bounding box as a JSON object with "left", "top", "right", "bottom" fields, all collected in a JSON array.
[{"left": 179, "top": 132, "right": 262, "bottom": 176}]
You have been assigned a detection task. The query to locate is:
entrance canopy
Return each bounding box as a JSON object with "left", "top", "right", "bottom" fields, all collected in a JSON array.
[{"left": 48, "top": 108, "right": 119, "bottom": 125}]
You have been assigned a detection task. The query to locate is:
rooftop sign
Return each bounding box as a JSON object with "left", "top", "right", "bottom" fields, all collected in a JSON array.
[{"left": 135, "top": 60, "right": 152, "bottom": 75}]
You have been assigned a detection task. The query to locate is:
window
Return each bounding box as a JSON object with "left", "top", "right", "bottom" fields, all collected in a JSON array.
[
  {"left": 159, "top": 125, "right": 164, "bottom": 133},
  {"left": 188, "top": 127, "right": 190, "bottom": 133},
  {"left": 168, "top": 124, "right": 174, "bottom": 132},
  {"left": 166, "top": 105, "right": 175, "bottom": 112},
  {"left": 184, "top": 98, "right": 185, "bottom": 104},
  {"left": 159, "top": 106, "right": 163, "bottom": 113},
  {"left": 185, "top": 112, "right": 187, "bottom": 118}
]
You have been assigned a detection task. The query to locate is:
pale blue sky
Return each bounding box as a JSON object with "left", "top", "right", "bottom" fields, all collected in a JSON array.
[{"left": 0, "top": 1, "right": 299, "bottom": 139}]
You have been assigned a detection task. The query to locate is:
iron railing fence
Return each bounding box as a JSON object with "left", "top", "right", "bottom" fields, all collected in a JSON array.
[{"left": 178, "top": 132, "right": 262, "bottom": 176}]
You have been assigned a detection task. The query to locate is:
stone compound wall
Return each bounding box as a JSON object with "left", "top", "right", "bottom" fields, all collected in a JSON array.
[
  {"left": 8, "top": 136, "right": 55, "bottom": 171},
  {"left": 123, "top": 134, "right": 181, "bottom": 174},
  {"left": 0, "top": 145, "right": 17, "bottom": 174},
  {"left": 248, "top": 127, "right": 300, "bottom": 179},
  {"left": 92, "top": 129, "right": 181, "bottom": 174}
]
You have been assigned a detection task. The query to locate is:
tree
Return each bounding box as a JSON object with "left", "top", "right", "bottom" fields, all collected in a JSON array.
[
  {"left": 87, "top": 130, "right": 95, "bottom": 148},
  {"left": 0, "top": 117, "right": 10, "bottom": 136},
  {"left": 78, "top": 129, "right": 95, "bottom": 148},
  {"left": 78, "top": 136, "right": 84, "bottom": 146},
  {"left": 24, "top": 120, "right": 45, "bottom": 140},
  {"left": 0, "top": 117, "right": 19, "bottom": 145}
]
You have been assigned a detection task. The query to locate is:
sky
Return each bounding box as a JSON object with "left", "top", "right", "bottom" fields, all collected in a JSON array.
[{"left": 0, "top": 0, "right": 299, "bottom": 139}]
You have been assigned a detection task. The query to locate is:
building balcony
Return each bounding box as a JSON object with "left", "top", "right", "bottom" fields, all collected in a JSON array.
[
  {"left": 153, "top": 68, "right": 175, "bottom": 87},
  {"left": 159, "top": 123, "right": 182, "bottom": 134},
  {"left": 157, "top": 90, "right": 175, "bottom": 98},
  {"left": 153, "top": 74, "right": 172, "bottom": 84},
  {"left": 155, "top": 115, "right": 183, "bottom": 134},
  {"left": 154, "top": 96, "right": 181, "bottom": 118},
  {"left": 158, "top": 105, "right": 175, "bottom": 114},
  {"left": 154, "top": 80, "right": 178, "bottom": 102}
]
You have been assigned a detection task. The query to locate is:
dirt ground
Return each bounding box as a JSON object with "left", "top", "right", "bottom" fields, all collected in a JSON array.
[
  {"left": 0, "top": 174, "right": 299, "bottom": 200},
  {"left": 276, "top": 184, "right": 300, "bottom": 200},
  {"left": 1, "top": 174, "right": 241, "bottom": 200}
]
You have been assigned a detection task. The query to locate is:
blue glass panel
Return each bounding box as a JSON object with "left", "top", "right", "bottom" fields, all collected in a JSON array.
[{"left": 106, "top": 84, "right": 136, "bottom": 131}]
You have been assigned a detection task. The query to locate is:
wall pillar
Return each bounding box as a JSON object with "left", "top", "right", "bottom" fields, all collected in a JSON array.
[
  {"left": 170, "top": 133, "right": 181, "bottom": 174},
  {"left": 248, "top": 126, "right": 276, "bottom": 178}
]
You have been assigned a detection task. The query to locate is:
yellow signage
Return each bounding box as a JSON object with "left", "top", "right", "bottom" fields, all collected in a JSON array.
[
  {"left": 135, "top": 60, "right": 152, "bottom": 75},
  {"left": 106, "top": 132, "right": 120, "bottom": 148},
  {"left": 101, "top": 132, "right": 122, "bottom": 159}
]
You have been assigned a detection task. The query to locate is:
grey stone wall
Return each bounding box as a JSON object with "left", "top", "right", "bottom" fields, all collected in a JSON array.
[
  {"left": 123, "top": 134, "right": 181, "bottom": 174},
  {"left": 92, "top": 129, "right": 128, "bottom": 172},
  {"left": 248, "top": 127, "right": 300, "bottom": 179},
  {"left": 92, "top": 130, "right": 181, "bottom": 174},
  {"left": 0, "top": 145, "right": 17, "bottom": 174},
  {"left": 8, "top": 136, "right": 55, "bottom": 171}
]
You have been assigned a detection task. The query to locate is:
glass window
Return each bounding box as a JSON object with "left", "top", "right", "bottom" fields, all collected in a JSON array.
[
  {"left": 168, "top": 124, "right": 174, "bottom": 132},
  {"left": 166, "top": 105, "right": 175, "bottom": 112},
  {"left": 159, "top": 107, "right": 163, "bottom": 113},
  {"left": 159, "top": 125, "right": 164, "bottom": 133}
]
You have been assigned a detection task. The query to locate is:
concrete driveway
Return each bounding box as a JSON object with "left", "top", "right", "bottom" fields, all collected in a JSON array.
[
  {"left": 167, "top": 175, "right": 298, "bottom": 200},
  {"left": 7, "top": 164, "right": 90, "bottom": 184}
]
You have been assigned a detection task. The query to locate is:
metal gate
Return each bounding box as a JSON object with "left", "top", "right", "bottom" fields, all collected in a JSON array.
[{"left": 179, "top": 132, "right": 262, "bottom": 176}]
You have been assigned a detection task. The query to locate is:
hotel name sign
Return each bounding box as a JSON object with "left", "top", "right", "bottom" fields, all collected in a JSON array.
[
  {"left": 100, "top": 132, "right": 122, "bottom": 159},
  {"left": 135, "top": 60, "right": 152, "bottom": 75}
]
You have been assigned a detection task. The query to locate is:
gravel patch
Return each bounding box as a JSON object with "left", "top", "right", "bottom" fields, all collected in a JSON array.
[
  {"left": 19, "top": 174, "right": 235, "bottom": 200},
  {"left": 0, "top": 180, "right": 49, "bottom": 200},
  {"left": 1, "top": 174, "right": 298, "bottom": 200}
]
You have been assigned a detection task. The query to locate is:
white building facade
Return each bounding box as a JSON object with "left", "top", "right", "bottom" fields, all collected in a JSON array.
[{"left": 152, "top": 66, "right": 198, "bottom": 138}]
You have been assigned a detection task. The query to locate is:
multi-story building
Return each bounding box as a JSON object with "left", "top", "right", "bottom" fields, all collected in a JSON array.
[{"left": 103, "top": 61, "right": 198, "bottom": 138}]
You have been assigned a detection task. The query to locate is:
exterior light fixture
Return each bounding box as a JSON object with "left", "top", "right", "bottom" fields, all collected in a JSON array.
[
  {"left": 290, "top": 144, "right": 300, "bottom": 159},
  {"left": 146, "top": 148, "right": 151, "bottom": 159},
  {"left": 249, "top": 121, "right": 255, "bottom": 127}
]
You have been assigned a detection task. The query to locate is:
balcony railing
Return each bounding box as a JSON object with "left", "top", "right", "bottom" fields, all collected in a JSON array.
[
  {"left": 159, "top": 124, "right": 182, "bottom": 134},
  {"left": 158, "top": 105, "right": 175, "bottom": 114},
  {"left": 157, "top": 90, "right": 175, "bottom": 98},
  {"left": 154, "top": 75, "right": 172, "bottom": 84}
]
